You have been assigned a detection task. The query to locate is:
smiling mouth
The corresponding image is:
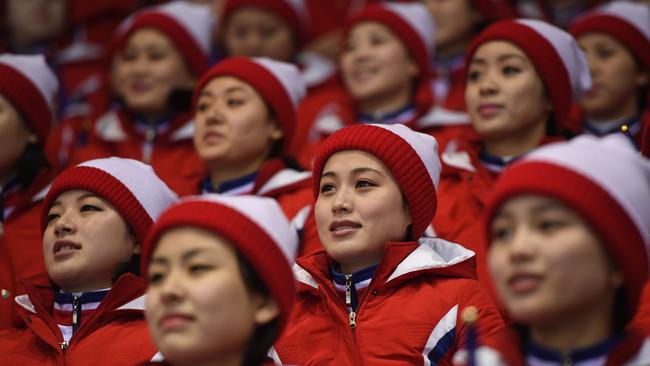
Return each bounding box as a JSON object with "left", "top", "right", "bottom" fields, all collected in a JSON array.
[{"left": 53, "top": 241, "right": 81, "bottom": 259}]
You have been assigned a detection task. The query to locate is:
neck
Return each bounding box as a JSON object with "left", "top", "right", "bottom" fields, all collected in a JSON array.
[
  {"left": 529, "top": 296, "right": 616, "bottom": 355},
  {"left": 584, "top": 99, "right": 639, "bottom": 123},
  {"left": 358, "top": 84, "right": 413, "bottom": 116},
  {"left": 207, "top": 157, "right": 266, "bottom": 190},
  {"left": 437, "top": 40, "right": 469, "bottom": 61},
  {"left": 483, "top": 120, "right": 547, "bottom": 158}
]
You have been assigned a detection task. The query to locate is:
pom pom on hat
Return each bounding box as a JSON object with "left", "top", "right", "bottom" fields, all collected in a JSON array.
[
  {"left": 141, "top": 194, "right": 298, "bottom": 333},
  {"left": 344, "top": 3, "right": 435, "bottom": 77},
  {"left": 113, "top": 1, "right": 215, "bottom": 76},
  {"left": 466, "top": 19, "right": 592, "bottom": 130},
  {"left": 193, "top": 57, "right": 306, "bottom": 152},
  {"left": 312, "top": 124, "right": 440, "bottom": 240},
  {"left": 0, "top": 54, "right": 58, "bottom": 143},
  {"left": 570, "top": 1, "right": 650, "bottom": 74},
  {"left": 485, "top": 134, "right": 650, "bottom": 321},
  {"left": 42, "top": 157, "right": 178, "bottom": 244},
  {"left": 221, "top": 0, "right": 308, "bottom": 44}
]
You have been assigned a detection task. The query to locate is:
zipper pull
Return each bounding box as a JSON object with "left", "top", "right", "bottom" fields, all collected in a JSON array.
[
  {"left": 72, "top": 296, "right": 80, "bottom": 330},
  {"left": 60, "top": 341, "right": 69, "bottom": 350},
  {"left": 349, "top": 311, "right": 357, "bottom": 328},
  {"left": 562, "top": 356, "right": 573, "bottom": 366},
  {"left": 344, "top": 274, "right": 352, "bottom": 306}
]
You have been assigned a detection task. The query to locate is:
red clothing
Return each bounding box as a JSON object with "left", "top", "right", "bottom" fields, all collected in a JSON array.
[
  {"left": 453, "top": 326, "right": 650, "bottom": 366},
  {"left": 273, "top": 238, "right": 505, "bottom": 365},
  {"left": 0, "top": 243, "right": 14, "bottom": 330},
  {"left": 49, "top": 109, "right": 206, "bottom": 196},
  {"left": 0, "top": 274, "right": 158, "bottom": 366}
]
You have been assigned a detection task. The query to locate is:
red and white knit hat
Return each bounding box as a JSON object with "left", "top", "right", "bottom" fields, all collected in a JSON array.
[
  {"left": 313, "top": 123, "right": 440, "bottom": 240},
  {"left": 112, "top": 1, "right": 215, "bottom": 76},
  {"left": 141, "top": 194, "right": 298, "bottom": 332},
  {"left": 193, "top": 56, "right": 306, "bottom": 152},
  {"left": 42, "top": 157, "right": 178, "bottom": 244},
  {"left": 466, "top": 19, "right": 592, "bottom": 130},
  {"left": 344, "top": 3, "right": 435, "bottom": 77},
  {"left": 220, "top": 0, "right": 308, "bottom": 44},
  {"left": 0, "top": 54, "right": 58, "bottom": 143},
  {"left": 485, "top": 134, "right": 650, "bottom": 321}
]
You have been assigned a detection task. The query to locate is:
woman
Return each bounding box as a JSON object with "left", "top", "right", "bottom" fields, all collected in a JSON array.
[
  {"left": 142, "top": 195, "right": 298, "bottom": 366},
  {"left": 433, "top": 19, "right": 591, "bottom": 285},
  {"left": 568, "top": 1, "right": 649, "bottom": 149},
  {"left": 48, "top": 1, "right": 215, "bottom": 196},
  {"left": 0, "top": 54, "right": 58, "bottom": 328},
  {"left": 0, "top": 157, "right": 178, "bottom": 365},
  {"left": 273, "top": 123, "right": 505, "bottom": 365},
  {"left": 455, "top": 134, "right": 650, "bottom": 365}
]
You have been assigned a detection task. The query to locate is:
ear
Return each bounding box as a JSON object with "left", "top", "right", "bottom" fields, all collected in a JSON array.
[
  {"left": 252, "top": 294, "right": 280, "bottom": 326},
  {"left": 27, "top": 132, "right": 39, "bottom": 145},
  {"left": 405, "top": 58, "right": 419, "bottom": 79},
  {"left": 267, "top": 118, "right": 284, "bottom": 142},
  {"left": 636, "top": 69, "right": 648, "bottom": 88},
  {"left": 610, "top": 268, "right": 624, "bottom": 289},
  {"left": 132, "top": 241, "right": 142, "bottom": 255}
]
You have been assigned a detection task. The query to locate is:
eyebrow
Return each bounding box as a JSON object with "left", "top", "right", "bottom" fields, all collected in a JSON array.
[
  {"left": 321, "top": 167, "right": 386, "bottom": 179},
  {"left": 51, "top": 193, "right": 101, "bottom": 208},
  {"left": 470, "top": 53, "right": 527, "bottom": 65},
  {"left": 199, "top": 86, "right": 248, "bottom": 98}
]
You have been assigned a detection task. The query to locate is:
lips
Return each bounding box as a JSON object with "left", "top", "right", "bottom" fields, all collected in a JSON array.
[
  {"left": 53, "top": 240, "right": 81, "bottom": 259},
  {"left": 329, "top": 220, "right": 362, "bottom": 237},
  {"left": 507, "top": 272, "right": 543, "bottom": 295},
  {"left": 202, "top": 130, "right": 223, "bottom": 144},
  {"left": 349, "top": 64, "right": 379, "bottom": 83},
  {"left": 477, "top": 104, "right": 504, "bottom": 118},
  {"left": 158, "top": 313, "right": 195, "bottom": 331}
]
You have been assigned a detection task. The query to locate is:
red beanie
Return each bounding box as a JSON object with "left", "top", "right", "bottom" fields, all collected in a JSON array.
[
  {"left": 313, "top": 124, "right": 440, "bottom": 240},
  {"left": 485, "top": 134, "right": 650, "bottom": 322},
  {"left": 570, "top": 1, "right": 650, "bottom": 75},
  {"left": 193, "top": 57, "right": 306, "bottom": 153},
  {"left": 112, "top": 1, "right": 215, "bottom": 76},
  {"left": 0, "top": 54, "right": 58, "bottom": 143},
  {"left": 221, "top": 0, "right": 308, "bottom": 44},
  {"left": 141, "top": 195, "right": 298, "bottom": 333},
  {"left": 466, "top": 19, "right": 592, "bottom": 130},
  {"left": 42, "top": 157, "right": 178, "bottom": 244}
]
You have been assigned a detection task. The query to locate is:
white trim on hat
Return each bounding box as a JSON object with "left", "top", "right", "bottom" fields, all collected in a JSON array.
[
  {"left": 283, "top": 0, "right": 309, "bottom": 29},
  {"left": 515, "top": 19, "right": 591, "bottom": 101},
  {"left": 79, "top": 158, "right": 178, "bottom": 222},
  {"left": 384, "top": 3, "right": 436, "bottom": 58},
  {"left": 0, "top": 54, "right": 58, "bottom": 113},
  {"left": 593, "top": 1, "right": 650, "bottom": 42},
  {"left": 155, "top": 1, "right": 216, "bottom": 56},
  {"left": 252, "top": 57, "right": 306, "bottom": 109},
  {"left": 192, "top": 195, "right": 299, "bottom": 263},
  {"left": 370, "top": 124, "right": 441, "bottom": 190},
  {"left": 524, "top": 134, "right": 650, "bottom": 250}
]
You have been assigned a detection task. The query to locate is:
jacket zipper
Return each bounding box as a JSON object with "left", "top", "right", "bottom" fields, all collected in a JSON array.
[
  {"left": 72, "top": 295, "right": 81, "bottom": 333},
  {"left": 142, "top": 121, "right": 156, "bottom": 163},
  {"left": 344, "top": 274, "right": 357, "bottom": 328}
]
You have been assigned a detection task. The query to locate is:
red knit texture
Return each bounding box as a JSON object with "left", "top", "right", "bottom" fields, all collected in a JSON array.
[
  {"left": 42, "top": 167, "right": 152, "bottom": 244},
  {"left": 570, "top": 16, "right": 650, "bottom": 73},
  {"left": 312, "top": 124, "right": 437, "bottom": 240},
  {"left": 221, "top": 0, "right": 304, "bottom": 43},
  {"left": 344, "top": 5, "right": 430, "bottom": 76},
  {"left": 466, "top": 21, "right": 573, "bottom": 130},
  {"left": 141, "top": 200, "right": 295, "bottom": 332},
  {"left": 485, "top": 161, "right": 648, "bottom": 322},
  {"left": 192, "top": 57, "right": 296, "bottom": 152},
  {"left": 112, "top": 12, "right": 208, "bottom": 76},
  {"left": 0, "top": 63, "right": 52, "bottom": 143}
]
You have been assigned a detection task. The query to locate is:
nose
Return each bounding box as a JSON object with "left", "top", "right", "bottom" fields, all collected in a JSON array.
[
  {"left": 53, "top": 212, "right": 76, "bottom": 237},
  {"left": 507, "top": 225, "right": 536, "bottom": 263},
  {"left": 159, "top": 270, "right": 186, "bottom": 304},
  {"left": 478, "top": 70, "right": 499, "bottom": 96},
  {"left": 332, "top": 187, "right": 353, "bottom": 214}
]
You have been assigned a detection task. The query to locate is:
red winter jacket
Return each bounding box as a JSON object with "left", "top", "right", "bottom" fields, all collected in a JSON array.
[
  {"left": 272, "top": 238, "right": 506, "bottom": 365},
  {"left": 0, "top": 274, "right": 158, "bottom": 366},
  {"left": 48, "top": 109, "right": 206, "bottom": 196}
]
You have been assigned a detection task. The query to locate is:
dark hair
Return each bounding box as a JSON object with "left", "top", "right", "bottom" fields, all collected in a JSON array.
[
  {"left": 111, "top": 227, "right": 140, "bottom": 282},
  {"left": 16, "top": 142, "right": 50, "bottom": 187},
  {"left": 236, "top": 251, "right": 280, "bottom": 366}
]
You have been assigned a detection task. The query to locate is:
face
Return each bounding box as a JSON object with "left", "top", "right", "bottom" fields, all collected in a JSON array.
[
  {"left": 0, "top": 95, "right": 35, "bottom": 182},
  {"left": 315, "top": 150, "right": 411, "bottom": 274},
  {"left": 43, "top": 190, "right": 139, "bottom": 292},
  {"left": 488, "top": 195, "right": 623, "bottom": 325},
  {"left": 146, "top": 227, "right": 278, "bottom": 366},
  {"left": 422, "top": 0, "right": 482, "bottom": 54},
  {"left": 465, "top": 41, "right": 551, "bottom": 141},
  {"left": 6, "top": 0, "right": 66, "bottom": 47},
  {"left": 222, "top": 6, "right": 297, "bottom": 62},
  {"left": 340, "top": 22, "right": 418, "bottom": 105},
  {"left": 194, "top": 76, "right": 283, "bottom": 171},
  {"left": 111, "top": 28, "right": 196, "bottom": 117},
  {"left": 578, "top": 32, "right": 648, "bottom": 121}
]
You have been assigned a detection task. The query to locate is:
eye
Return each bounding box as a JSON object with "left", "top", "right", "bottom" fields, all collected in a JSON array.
[
  {"left": 80, "top": 204, "right": 102, "bottom": 213},
  {"left": 319, "top": 183, "right": 335, "bottom": 194},
  {"left": 595, "top": 47, "right": 614, "bottom": 59},
  {"left": 196, "top": 101, "right": 210, "bottom": 113},
  {"left": 369, "top": 34, "right": 386, "bottom": 46},
  {"left": 46, "top": 212, "right": 60, "bottom": 224},
  {"left": 502, "top": 65, "right": 521, "bottom": 76},
  {"left": 538, "top": 219, "right": 566, "bottom": 232},
  {"left": 226, "top": 98, "right": 244, "bottom": 108},
  {"left": 120, "top": 51, "right": 137, "bottom": 62},
  {"left": 467, "top": 70, "right": 481, "bottom": 82},
  {"left": 189, "top": 264, "right": 213, "bottom": 275},
  {"left": 148, "top": 271, "right": 165, "bottom": 285},
  {"left": 148, "top": 51, "right": 167, "bottom": 61},
  {"left": 490, "top": 223, "right": 512, "bottom": 242},
  {"left": 355, "top": 180, "right": 375, "bottom": 189}
]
